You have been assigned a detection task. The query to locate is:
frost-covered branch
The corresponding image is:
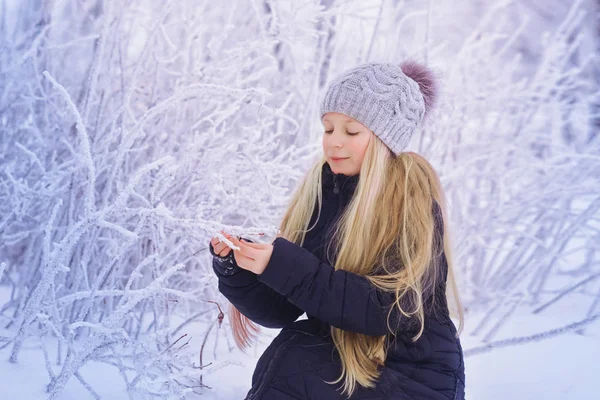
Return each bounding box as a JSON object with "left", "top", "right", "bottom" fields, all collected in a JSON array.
[{"left": 0, "top": 0, "right": 597, "bottom": 398}]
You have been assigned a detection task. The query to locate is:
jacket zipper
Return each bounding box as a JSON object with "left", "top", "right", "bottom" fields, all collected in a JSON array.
[{"left": 333, "top": 175, "right": 344, "bottom": 212}]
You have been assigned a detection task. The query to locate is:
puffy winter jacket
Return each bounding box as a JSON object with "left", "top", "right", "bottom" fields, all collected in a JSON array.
[{"left": 210, "top": 162, "right": 466, "bottom": 399}]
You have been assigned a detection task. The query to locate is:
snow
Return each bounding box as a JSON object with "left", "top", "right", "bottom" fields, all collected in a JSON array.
[
  {"left": 462, "top": 303, "right": 600, "bottom": 399},
  {"left": 2, "top": 284, "right": 599, "bottom": 399},
  {"left": 465, "top": 332, "right": 600, "bottom": 399},
  {"left": 1, "top": 0, "right": 598, "bottom": 398}
]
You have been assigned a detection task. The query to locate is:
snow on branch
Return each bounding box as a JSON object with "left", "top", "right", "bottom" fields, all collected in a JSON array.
[{"left": 0, "top": 0, "right": 597, "bottom": 398}]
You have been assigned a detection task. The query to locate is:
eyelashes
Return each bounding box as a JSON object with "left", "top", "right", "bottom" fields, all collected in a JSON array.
[{"left": 324, "top": 130, "right": 359, "bottom": 135}]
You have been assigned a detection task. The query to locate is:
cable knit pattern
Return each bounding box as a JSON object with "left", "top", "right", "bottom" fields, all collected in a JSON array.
[{"left": 320, "top": 62, "right": 426, "bottom": 155}]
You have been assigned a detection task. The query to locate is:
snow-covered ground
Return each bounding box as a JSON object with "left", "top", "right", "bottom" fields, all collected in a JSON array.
[{"left": 2, "top": 285, "right": 598, "bottom": 399}]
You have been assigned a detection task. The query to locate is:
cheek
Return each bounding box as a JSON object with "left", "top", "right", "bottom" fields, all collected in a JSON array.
[{"left": 349, "top": 137, "right": 369, "bottom": 155}]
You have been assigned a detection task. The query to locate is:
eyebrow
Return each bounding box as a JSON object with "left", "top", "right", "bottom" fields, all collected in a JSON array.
[{"left": 322, "top": 117, "right": 355, "bottom": 123}]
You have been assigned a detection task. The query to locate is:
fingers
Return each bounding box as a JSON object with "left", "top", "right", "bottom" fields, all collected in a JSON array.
[
  {"left": 229, "top": 237, "right": 259, "bottom": 259},
  {"left": 211, "top": 241, "right": 229, "bottom": 257},
  {"left": 232, "top": 248, "right": 250, "bottom": 265},
  {"left": 211, "top": 232, "right": 246, "bottom": 257},
  {"left": 238, "top": 240, "right": 263, "bottom": 249},
  {"left": 211, "top": 234, "right": 233, "bottom": 257},
  {"left": 217, "top": 246, "right": 231, "bottom": 257}
]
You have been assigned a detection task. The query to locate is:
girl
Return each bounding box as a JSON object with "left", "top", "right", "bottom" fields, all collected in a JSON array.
[{"left": 209, "top": 61, "right": 465, "bottom": 399}]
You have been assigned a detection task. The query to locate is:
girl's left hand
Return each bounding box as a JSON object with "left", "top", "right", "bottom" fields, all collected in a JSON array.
[{"left": 229, "top": 236, "right": 274, "bottom": 275}]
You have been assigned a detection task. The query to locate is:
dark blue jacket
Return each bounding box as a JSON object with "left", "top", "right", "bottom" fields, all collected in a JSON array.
[{"left": 211, "top": 162, "right": 465, "bottom": 399}]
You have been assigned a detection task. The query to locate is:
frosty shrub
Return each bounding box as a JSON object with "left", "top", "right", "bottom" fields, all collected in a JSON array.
[{"left": 0, "top": 0, "right": 598, "bottom": 398}]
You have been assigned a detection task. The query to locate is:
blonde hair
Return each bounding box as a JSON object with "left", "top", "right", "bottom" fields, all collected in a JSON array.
[{"left": 228, "top": 135, "right": 464, "bottom": 397}]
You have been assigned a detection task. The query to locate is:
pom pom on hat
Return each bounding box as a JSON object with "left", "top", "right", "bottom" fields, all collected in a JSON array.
[{"left": 400, "top": 60, "right": 438, "bottom": 120}]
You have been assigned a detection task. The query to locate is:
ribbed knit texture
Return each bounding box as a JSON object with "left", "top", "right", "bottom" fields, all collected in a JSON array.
[{"left": 320, "top": 62, "right": 426, "bottom": 156}]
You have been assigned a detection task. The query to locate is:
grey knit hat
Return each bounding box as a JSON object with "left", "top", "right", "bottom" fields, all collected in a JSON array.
[{"left": 320, "top": 61, "right": 437, "bottom": 156}]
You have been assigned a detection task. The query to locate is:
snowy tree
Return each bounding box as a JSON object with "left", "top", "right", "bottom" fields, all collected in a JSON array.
[{"left": 0, "top": 0, "right": 598, "bottom": 398}]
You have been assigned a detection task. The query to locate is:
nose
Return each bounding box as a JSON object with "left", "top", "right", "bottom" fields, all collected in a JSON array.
[{"left": 328, "top": 129, "right": 345, "bottom": 148}]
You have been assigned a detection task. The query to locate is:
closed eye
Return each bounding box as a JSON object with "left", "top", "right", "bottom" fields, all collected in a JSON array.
[{"left": 324, "top": 130, "right": 359, "bottom": 135}]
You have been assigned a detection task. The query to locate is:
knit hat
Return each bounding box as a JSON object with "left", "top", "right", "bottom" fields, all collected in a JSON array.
[{"left": 320, "top": 60, "right": 437, "bottom": 156}]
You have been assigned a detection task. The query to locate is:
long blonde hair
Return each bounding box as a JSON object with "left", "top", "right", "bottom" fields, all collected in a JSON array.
[{"left": 228, "top": 135, "right": 464, "bottom": 397}]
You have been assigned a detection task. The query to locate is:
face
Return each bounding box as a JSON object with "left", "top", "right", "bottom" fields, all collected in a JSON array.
[{"left": 322, "top": 112, "right": 373, "bottom": 176}]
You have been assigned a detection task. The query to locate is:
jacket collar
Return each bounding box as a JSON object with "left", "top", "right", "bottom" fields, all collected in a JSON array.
[{"left": 321, "top": 161, "right": 360, "bottom": 195}]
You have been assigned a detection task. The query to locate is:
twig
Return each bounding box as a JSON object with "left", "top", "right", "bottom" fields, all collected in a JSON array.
[{"left": 465, "top": 313, "right": 600, "bottom": 357}]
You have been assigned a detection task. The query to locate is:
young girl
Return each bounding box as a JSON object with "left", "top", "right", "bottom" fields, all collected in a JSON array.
[{"left": 209, "top": 61, "right": 465, "bottom": 399}]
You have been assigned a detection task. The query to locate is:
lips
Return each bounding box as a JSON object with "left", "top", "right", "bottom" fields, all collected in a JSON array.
[{"left": 331, "top": 157, "right": 348, "bottom": 160}]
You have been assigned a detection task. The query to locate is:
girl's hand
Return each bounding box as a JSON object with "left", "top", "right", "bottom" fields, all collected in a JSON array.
[
  {"left": 210, "top": 230, "right": 235, "bottom": 258},
  {"left": 229, "top": 236, "right": 274, "bottom": 275}
]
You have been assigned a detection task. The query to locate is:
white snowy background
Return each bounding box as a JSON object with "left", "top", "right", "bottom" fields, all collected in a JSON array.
[{"left": 0, "top": 0, "right": 599, "bottom": 399}]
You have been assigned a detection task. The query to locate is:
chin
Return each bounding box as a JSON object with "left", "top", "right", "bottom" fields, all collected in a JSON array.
[
  {"left": 328, "top": 162, "right": 342, "bottom": 171},
  {"left": 329, "top": 163, "right": 352, "bottom": 175}
]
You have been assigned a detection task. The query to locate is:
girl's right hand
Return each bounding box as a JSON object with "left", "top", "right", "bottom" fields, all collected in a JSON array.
[{"left": 210, "top": 232, "right": 234, "bottom": 258}]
